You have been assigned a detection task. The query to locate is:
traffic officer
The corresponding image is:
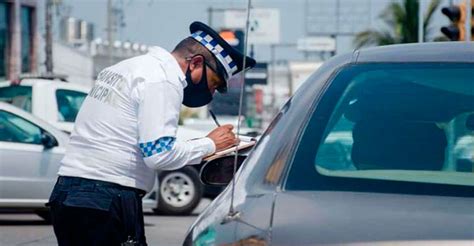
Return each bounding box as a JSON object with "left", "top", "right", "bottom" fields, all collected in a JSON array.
[{"left": 47, "top": 21, "right": 256, "bottom": 246}]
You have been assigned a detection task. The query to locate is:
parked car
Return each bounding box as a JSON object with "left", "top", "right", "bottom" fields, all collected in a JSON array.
[
  {"left": 0, "top": 76, "right": 226, "bottom": 215},
  {"left": 184, "top": 42, "right": 474, "bottom": 245},
  {"left": 0, "top": 76, "right": 90, "bottom": 133},
  {"left": 0, "top": 102, "right": 68, "bottom": 221}
]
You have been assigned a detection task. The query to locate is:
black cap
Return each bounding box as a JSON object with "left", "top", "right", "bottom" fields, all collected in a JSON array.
[{"left": 189, "top": 21, "right": 256, "bottom": 87}]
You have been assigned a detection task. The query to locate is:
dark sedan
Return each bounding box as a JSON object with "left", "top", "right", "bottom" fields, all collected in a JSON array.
[{"left": 184, "top": 42, "right": 474, "bottom": 246}]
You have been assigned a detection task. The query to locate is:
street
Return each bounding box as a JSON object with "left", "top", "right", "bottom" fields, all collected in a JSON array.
[
  {"left": 1, "top": 0, "right": 474, "bottom": 245},
  {"left": 0, "top": 199, "right": 211, "bottom": 246}
]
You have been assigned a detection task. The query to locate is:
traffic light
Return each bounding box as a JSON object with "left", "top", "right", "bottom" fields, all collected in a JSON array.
[
  {"left": 441, "top": 0, "right": 474, "bottom": 41},
  {"left": 441, "top": 3, "right": 466, "bottom": 40},
  {"left": 219, "top": 29, "right": 245, "bottom": 52}
]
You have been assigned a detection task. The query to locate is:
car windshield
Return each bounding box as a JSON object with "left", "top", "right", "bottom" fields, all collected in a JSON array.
[
  {"left": 287, "top": 63, "right": 474, "bottom": 194},
  {"left": 0, "top": 86, "right": 32, "bottom": 112}
]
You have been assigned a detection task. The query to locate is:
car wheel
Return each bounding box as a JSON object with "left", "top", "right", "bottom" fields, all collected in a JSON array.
[
  {"left": 153, "top": 166, "right": 203, "bottom": 215},
  {"left": 35, "top": 210, "right": 52, "bottom": 223}
]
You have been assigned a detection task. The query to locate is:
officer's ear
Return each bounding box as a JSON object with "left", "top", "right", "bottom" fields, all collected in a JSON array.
[
  {"left": 189, "top": 55, "right": 204, "bottom": 71},
  {"left": 188, "top": 55, "right": 205, "bottom": 84}
]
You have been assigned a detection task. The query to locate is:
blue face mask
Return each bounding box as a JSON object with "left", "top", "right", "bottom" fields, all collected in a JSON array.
[{"left": 182, "top": 60, "right": 213, "bottom": 108}]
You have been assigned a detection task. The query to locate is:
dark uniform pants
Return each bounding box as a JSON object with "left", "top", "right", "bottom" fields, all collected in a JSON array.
[{"left": 47, "top": 176, "right": 147, "bottom": 246}]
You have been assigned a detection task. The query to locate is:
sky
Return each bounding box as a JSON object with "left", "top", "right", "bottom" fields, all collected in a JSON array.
[{"left": 44, "top": 0, "right": 453, "bottom": 62}]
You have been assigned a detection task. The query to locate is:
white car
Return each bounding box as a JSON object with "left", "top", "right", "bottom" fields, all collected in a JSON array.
[
  {"left": 0, "top": 102, "right": 68, "bottom": 220},
  {"left": 0, "top": 101, "right": 160, "bottom": 220},
  {"left": 0, "top": 77, "right": 90, "bottom": 133}
]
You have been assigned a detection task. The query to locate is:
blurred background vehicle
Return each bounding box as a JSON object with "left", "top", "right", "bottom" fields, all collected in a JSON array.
[
  {"left": 0, "top": 76, "right": 89, "bottom": 134},
  {"left": 0, "top": 101, "right": 68, "bottom": 221},
  {"left": 184, "top": 42, "right": 474, "bottom": 245}
]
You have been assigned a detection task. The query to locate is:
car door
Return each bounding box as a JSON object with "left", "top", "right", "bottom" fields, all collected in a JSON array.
[{"left": 0, "top": 110, "right": 63, "bottom": 204}]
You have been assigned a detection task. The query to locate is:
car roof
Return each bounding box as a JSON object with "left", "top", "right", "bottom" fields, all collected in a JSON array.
[
  {"left": 355, "top": 42, "right": 474, "bottom": 63},
  {"left": 0, "top": 101, "right": 27, "bottom": 114},
  {"left": 0, "top": 78, "right": 61, "bottom": 86},
  {"left": 0, "top": 79, "right": 90, "bottom": 92}
]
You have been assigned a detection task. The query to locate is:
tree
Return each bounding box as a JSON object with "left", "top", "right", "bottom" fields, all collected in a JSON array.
[{"left": 354, "top": 0, "right": 443, "bottom": 48}]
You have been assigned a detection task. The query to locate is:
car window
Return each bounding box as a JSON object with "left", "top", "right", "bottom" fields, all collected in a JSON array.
[
  {"left": 0, "top": 86, "right": 33, "bottom": 112},
  {"left": 0, "top": 110, "right": 42, "bottom": 144},
  {"left": 286, "top": 63, "right": 474, "bottom": 195},
  {"left": 56, "top": 89, "right": 86, "bottom": 122}
]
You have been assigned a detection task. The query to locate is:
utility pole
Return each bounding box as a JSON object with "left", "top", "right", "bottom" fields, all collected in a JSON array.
[
  {"left": 9, "top": 0, "right": 21, "bottom": 81},
  {"left": 465, "top": 0, "right": 472, "bottom": 41},
  {"left": 107, "top": 0, "right": 114, "bottom": 65},
  {"left": 270, "top": 43, "right": 297, "bottom": 115},
  {"left": 207, "top": 7, "right": 213, "bottom": 26},
  {"left": 418, "top": 0, "right": 424, "bottom": 42},
  {"left": 270, "top": 44, "right": 275, "bottom": 113},
  {"left": 45, "top": 0, "right": 54, "bottom": 73}
]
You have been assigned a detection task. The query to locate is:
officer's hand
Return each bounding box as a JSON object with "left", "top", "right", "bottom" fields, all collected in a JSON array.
[{"left": 207, "top": 124, "right": 239, "bottom": 152}]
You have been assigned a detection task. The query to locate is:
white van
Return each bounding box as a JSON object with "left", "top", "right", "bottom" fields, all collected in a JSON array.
[{"left": 0, "top": 77, "right": 89, "bottom": 134}]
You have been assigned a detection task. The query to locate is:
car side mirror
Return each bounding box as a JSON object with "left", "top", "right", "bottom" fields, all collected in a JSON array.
[
  {"left": 41, "top": 131, "right": 58, "bottom": 149},
  {"left": 200, "top": 155, "right": 247, "bottom": 186}
]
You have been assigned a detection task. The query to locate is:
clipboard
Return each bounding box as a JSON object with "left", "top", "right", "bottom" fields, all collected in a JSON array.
[{"left": 203, "top": 136, "right": 256, "bottom": 162}]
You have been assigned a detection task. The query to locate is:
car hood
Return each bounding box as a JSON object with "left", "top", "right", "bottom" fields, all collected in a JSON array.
[{"left": 271, "top": 191, "right": 474, "bottom": 245}]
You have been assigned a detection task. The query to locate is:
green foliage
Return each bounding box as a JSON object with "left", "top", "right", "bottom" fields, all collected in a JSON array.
[{"left": 354, "top": 0, "right": 442, "bottom": 48}]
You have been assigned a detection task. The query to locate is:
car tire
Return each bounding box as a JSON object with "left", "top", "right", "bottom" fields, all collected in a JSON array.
[
  {"left": 153, "top": 166, "right": 203, "bottom": 215},
  {"left": 35, "top": 210, "right": 52, "bottom": 223}
]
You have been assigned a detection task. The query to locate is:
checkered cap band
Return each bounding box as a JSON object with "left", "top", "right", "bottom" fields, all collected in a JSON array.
[
  {"left": 139, "top": 136, "right": 176, "bottom": 158},
  {"left": 191, "top": 31, "right": 238, "bottom": 79}
]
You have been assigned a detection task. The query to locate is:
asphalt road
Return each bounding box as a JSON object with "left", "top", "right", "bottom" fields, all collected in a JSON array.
[{"left": 0, "top": 199, "right": 211, "bottom": 246}]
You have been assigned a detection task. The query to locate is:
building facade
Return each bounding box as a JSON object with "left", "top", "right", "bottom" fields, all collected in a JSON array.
[
  {"left": 0, "top": 0, "right": 37, "bottom": 81},
  {"left": 53, "top": 42, "right": 94, "bottom": 86},
  {"left": 91, "top": 40, "right": 148, "bottom": 78}
]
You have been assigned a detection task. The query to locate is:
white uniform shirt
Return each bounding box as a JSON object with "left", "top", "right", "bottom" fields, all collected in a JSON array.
[{"left": 58, "top": 46, "right": 216, "bottom": 192}]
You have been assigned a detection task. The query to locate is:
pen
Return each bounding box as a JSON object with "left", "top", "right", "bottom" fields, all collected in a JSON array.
[{"left": 209, "top": 109, "right": 221, "bottom": 127}]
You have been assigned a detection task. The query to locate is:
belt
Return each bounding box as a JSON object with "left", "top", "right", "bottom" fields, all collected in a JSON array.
[{"left": 58, "top": 176, "right": 146, "bottom": 196}]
